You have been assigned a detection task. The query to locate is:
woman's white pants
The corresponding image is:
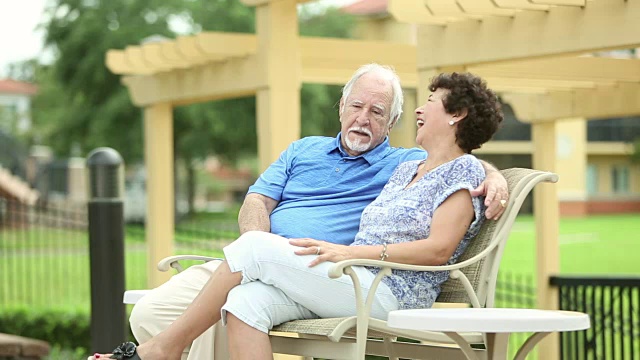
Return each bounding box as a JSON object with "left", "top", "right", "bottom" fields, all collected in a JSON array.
[{"left": 129, "top": 231, "right": 398, "bottom": 359}]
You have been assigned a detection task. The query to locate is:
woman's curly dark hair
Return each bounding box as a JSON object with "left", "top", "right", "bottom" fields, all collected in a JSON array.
[{"left": 429, "top": 72, "right": 503, "bottom": 153}]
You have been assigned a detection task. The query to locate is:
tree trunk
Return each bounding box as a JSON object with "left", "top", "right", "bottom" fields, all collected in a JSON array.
[{"left": 186, "top": 160, "right": 196, "bottom": 215}]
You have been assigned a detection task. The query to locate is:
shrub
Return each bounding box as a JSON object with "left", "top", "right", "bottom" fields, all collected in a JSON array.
[{"left": 0, "top": 306, "right": 90, "bottom": 353}]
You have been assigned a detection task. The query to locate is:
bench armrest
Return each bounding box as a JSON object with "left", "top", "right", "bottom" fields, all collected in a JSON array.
[
  {"left": 329, "top": 256, "right": 483, "bottom": 308},
  {"left": 328, "top": 259, "right": 469, "bottom": 279},
  {"left": 157, "top": 255, "right": 223, "bottom": 273}
]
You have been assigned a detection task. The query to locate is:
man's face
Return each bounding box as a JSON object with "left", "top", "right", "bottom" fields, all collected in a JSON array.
[{"left": 339, "top": 72, "right": 394, "bottom": 157}]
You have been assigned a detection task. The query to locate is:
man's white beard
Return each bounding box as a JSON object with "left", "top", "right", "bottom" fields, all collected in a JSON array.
[{"left": 345, "top": 127, "right": 373, "bottom": 153}]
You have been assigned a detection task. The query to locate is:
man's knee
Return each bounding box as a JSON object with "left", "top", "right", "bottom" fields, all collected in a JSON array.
[
  {"left": 129, "top": 294, "right": 161, "bottom": 342},
  {"left": 129, "top": 293, "right": 153, "bottom": 322},
  {"left": 234, "top": 231, "right": 266, "bottom": 249},
  {"left": 129, "top": 265, "right": 212, "bottom": 340},
  {"left": 231, "top": 231, "right": 289, "bottom": 261}
]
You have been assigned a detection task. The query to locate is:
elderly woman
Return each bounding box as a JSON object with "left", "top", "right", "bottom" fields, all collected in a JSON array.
[{"left": 91, "top": 72, "right": 503, "bottom": 360}]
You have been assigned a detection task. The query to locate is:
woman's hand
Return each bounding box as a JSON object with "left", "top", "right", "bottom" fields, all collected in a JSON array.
[{"left": 289, "top": 238, "right": 354, "bottom": 267}]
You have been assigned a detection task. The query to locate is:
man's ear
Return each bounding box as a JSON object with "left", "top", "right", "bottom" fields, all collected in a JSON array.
[
  {"left": 388, "top": 116, "right": 399, "bottom": 131},
  {"left": 455, "top": 108, "right": 469, "bottom": 121},
  {"left": 339, "top": 97, "right": 345, "bottom": 117}
]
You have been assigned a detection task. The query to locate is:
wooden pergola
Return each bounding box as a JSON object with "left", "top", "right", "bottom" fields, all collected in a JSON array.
[
  {"left": 106, "top": 0, "right": 640, "bottom": 358},
  {"left": 105, "top": 0, "right": 421, "bottom": 290}
]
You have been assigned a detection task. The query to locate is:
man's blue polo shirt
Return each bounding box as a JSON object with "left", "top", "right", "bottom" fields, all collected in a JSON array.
[{"left": 248, "top": 133, "right": 426, "bottom": 245}]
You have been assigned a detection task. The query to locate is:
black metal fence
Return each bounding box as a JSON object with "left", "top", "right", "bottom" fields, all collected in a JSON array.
[
  {"left": 495, "top": 271, "right": 538, "bottom": 359},
  {"left": 0, "top": 198, "right": 88, "bottom": 309},
  {"left": 550, "top": 276, "right": 640, "bottom": 360},
  {"left": 0, "top": 198, "right": 236, "bottom": 310}
]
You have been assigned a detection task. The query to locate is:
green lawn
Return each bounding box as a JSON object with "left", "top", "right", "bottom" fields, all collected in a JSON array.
[
  {"left": 500, "top": 214, "right": 640, "bottom": 276},
  {"left": 1, "top": 213, "right": 639, "bottom": 311},
  {"left": 0, "top": 226, "right": 226, "bottom": 311}
]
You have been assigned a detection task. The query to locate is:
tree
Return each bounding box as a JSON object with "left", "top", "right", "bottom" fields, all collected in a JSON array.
[
  {"left": 32, "top": 0, "right": 189, "bottom": 161},
  {"left": 30, "top": 0, "right": 354, "bottom": 214},
  {"left": 172, "top": 5, "right": 353, "bottom": 213},
  {"left": 172, "top": 5, "right": 354, "bottom": 165},
  {"left": 6, "top": 59, "right": 39, "bottom": 83},
  {"left": 632, "top": 137, "right": 640, "bottom": 163}
]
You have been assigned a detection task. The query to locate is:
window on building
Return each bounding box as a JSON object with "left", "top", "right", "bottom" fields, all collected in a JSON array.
[
  {"left": 611, "top": 166, "right": 630, "bottom": 193},
  {"left": 0, "top": 104, "right": 19, "bottom": 133},
  {"left": 586, "top": 164, "right": 599, "bottom": 195}
]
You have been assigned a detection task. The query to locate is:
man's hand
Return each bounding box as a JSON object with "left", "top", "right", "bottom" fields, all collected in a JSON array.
[
  {"left": 470, "top": 170, "right": 509, "bottom": 220},
  {"left": 289, "top": 238, "right": 354, "bottom": 267}
]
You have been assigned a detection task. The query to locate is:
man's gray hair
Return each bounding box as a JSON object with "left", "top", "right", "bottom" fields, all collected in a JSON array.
[{"left": 341, "top": 63, "right": 404, "bottom": 126}]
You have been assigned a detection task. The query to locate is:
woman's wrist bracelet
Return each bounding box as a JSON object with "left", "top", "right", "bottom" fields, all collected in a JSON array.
[{"left": 380, "top": 242, "right": 389, "bottom": 261}]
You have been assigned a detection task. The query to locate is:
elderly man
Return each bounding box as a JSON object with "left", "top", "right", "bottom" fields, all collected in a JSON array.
[{"left": 128, "top": 64, "right": 508, "bottom": 359}]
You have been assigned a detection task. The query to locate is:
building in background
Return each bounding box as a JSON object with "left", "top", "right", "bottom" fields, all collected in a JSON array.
[
  {"left": 0, "top": 78, "right": 38, "bottom": 135},
  {"left": 0, "top": 79, "right": 41, "bottom": 209}
]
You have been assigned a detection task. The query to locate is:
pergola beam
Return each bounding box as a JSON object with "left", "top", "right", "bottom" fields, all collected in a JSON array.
[
  {"left": 122, "top": 55, "right": 266, "bottom": 107},
  {"left": 140, "top": 43, "right": 182, "bottom": 72},
  {"left": 196, "top": 32, "right": 257, "bottom": 57},
  {"left": 113, "top": 36, "right": 421, "bottom": 104},
  {"left": 424, "top": 0, "right": 483, "bottom": 19},
  {"left": 107, "top": 32, "right": 258, "bottom": 75},
  {"left": 388, "top": 0, "right": 449, "bottom": 24},
  {"left": 300, "top": 37, "right": 416, "bottom": 71},
  {"left": 530, "top": 0, "right": 584, "bottom": 5},
  {"left": 455, "top": 0, "right": 519, "bottom": 17},
  {"left": 300, "top": 37, "right": 417, "bottom": 86},
  {"left": 109, "top": 33, "right": 640, "bottom": 104},
  {"left": 301, "top": 66, "right": 418, "bottom": 87},
  {"left": 486, "top": 77, "right": 608, "bottom": 91},
  {"left": 415, "top": 0, "right": 640, "bottom": 68},
  {"left": 124, "top": 47, "right": 154, "bottom": 75},
  {"left": 468, "top": 57, "right": 640, "bottom": 83},
  {"left": 504, "top": 83, "right": 640, "bottom": 122},
  {"left": 107, "top": 35, "right": 416, "bottom": 77},
  {"left": 493, "top": 0, "right": 550, "bottom": 11},
  {"left": 174, "top": 36, "right": 216, "bottom": 65}
]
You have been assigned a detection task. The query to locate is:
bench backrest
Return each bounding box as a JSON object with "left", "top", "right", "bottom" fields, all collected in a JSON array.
[{"left": 436, "top": 168, "right": 558, "bottom": 307}]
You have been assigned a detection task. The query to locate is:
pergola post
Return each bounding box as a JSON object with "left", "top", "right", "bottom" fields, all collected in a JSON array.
[
  {"left": 532, "top": 121, "right": 561, "bottom": 360},
  {"left": 390, "top": 87, "right": 418, "bottom": 149},
  {"left": 144, "top": 103, "right": 175, "bottom": 287},
  {"left": 556, "top": 118, "right": 588, "bottom": 216},
  {"left": 255, "top": 0, "right": 301, "bottom": 171},
  {"left": 255, "top": 2, "right": 304, "bottom": 359},
  {"left": 416, "top": 67, "right": 439, "bottom": 110}
]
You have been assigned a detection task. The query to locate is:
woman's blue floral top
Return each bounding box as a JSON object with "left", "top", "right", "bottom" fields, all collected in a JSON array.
[{"left": 351, "top": 154, "right": 486, "bottom": 310}]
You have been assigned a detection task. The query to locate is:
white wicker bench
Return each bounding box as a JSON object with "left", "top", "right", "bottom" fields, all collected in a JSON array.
[{"left": 125, "top": 168, "right": 558, "bottom": 360}]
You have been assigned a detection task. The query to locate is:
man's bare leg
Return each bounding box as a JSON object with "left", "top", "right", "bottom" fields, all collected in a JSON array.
[{"left": 90, "top": 262, "right": 241, "bottom": 360}]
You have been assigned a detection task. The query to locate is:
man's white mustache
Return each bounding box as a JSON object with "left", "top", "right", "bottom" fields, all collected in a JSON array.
[{"left": 347, "top": 127, "right": 372, "bottom": 137}]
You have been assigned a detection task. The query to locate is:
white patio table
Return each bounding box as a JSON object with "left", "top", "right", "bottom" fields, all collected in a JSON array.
[{"left": 387, "top": 307, "right": 590, "bottom": 360}]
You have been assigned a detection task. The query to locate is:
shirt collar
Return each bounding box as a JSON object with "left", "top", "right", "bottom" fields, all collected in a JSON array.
[{"left": 330, "top": 132, "right": 391, "bottom": 165}]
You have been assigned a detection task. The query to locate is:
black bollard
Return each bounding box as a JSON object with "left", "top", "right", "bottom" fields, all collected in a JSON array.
[{"left": 87, "top": 147, "right": 126, "bottom": 353}]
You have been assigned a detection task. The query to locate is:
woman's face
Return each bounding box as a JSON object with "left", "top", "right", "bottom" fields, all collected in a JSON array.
[{"left": 414, "top": 88, "right": 452, "bottom": 147}]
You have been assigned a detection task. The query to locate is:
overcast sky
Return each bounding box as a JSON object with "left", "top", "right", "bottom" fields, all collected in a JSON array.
[
  {"left": 0, "top": 0, "right": 49, "bottom": 77},
  {"left": 0, "top": 0, "right": 355, "bottom": 78}
]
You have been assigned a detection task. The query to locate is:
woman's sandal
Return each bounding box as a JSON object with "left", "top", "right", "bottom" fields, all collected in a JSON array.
[{"left": 99, "top": 342, "right": 142, "bottom": 360}]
